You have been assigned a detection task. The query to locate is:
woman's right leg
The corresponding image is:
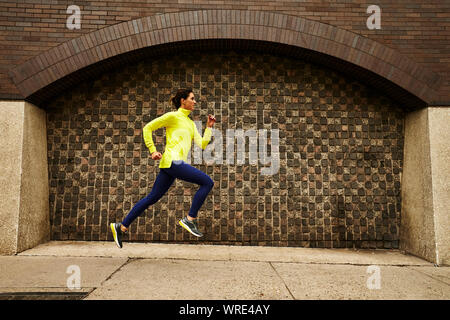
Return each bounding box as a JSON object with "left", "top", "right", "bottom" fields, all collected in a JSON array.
[
  {"left": 166, "top": 161, "right": 214, "bottom": 219},
  {"left": 121, "top": 169, "right": 175, "bottom": 228}
]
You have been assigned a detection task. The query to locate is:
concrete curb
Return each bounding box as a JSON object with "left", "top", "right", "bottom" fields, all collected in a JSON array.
[{"left": 18, "top": 241, "right": 432, "bottom": 265}]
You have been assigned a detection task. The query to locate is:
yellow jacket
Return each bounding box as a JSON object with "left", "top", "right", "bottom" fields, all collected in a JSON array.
[{"left": 143, "top": 107, "right": 212, "bottom": 168}]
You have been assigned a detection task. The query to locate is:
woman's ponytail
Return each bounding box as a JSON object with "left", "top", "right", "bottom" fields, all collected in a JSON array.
[{"left": 170, "top": 88, "right": 193, "bottom": 109}]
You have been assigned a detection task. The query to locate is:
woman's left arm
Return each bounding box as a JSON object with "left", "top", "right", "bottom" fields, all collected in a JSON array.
[{"left": 143, "top": 112, "right": 174, "bottom": 154}]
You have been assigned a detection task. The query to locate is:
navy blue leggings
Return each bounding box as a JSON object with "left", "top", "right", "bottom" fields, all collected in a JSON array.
[{"left": 121, "top": 160, "right": 214, "bottom": 228}]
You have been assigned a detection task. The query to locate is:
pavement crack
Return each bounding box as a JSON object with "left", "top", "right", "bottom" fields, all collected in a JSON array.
[
  {"left": 82, "top": 257, "right": 132, "bottom": 300},
  {"left": 269, "top": 262, "right": 296, "bottom": 300},
  {"left": 407, "top": 267, "right": 450, "bottom": 287},
  {"left": 101, "top": 257, "right": 133, "bottom": 285}
]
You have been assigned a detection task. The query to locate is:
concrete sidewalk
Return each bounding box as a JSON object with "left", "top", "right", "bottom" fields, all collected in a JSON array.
[{"left": 0, "top": 241, "right": 449, "bottom": 300}]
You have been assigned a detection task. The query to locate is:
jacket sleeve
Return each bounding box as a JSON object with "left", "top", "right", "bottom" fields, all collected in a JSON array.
[
  {"left": 193, "top": 123, "right": 212, "bottom": 150},
  {"left": 143, "top": 112, "right": 173, "bottom": 154}
]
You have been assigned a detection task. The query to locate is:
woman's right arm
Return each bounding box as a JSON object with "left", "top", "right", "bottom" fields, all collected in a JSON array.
[{"left": 143, "top": 112, "right": 173, "bottom": 155}]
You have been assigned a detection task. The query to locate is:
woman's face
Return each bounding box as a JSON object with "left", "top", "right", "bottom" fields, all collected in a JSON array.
[{"left": 181, "top": 92, "right": 196, "bottom": 111}]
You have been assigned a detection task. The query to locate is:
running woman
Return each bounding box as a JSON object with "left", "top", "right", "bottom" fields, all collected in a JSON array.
[{"left": 110, "top": 88, "right": 216, "bottom": 248}]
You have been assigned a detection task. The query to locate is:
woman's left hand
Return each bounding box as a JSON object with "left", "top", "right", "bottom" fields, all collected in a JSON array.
[{"left": 207, "top": 114, "right": 216, "bottom": 128}]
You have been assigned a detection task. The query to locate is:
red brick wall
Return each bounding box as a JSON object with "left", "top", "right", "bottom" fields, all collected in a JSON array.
[{"left": 0, "top": 0, "right": 449, "bottom": 104}]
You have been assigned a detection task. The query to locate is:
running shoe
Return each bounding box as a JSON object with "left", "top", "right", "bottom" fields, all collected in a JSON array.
[
  {"left": 110, "top": 222, "right": 124, "bottom": 248},
  {"left": 178, "top": 217, "right": 203, "bottom": 237}
]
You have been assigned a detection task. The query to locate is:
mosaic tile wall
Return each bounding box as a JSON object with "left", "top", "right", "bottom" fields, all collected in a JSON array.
[{"left": 46, "top": 51, "right": 405, "bottom": 249}]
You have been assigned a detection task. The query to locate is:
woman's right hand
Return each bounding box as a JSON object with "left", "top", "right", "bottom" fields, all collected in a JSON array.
[{"left": 151, "top": 151, "right": 162, "bottom": 160}]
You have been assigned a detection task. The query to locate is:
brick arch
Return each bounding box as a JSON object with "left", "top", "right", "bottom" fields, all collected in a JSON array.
[{"left": 10, "top": 9, "right": 440, "bottom": 108}]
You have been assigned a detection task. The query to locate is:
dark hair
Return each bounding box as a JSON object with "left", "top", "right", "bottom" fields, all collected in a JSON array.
[{"left": 170, "top": 88, "right": 193, "bottom": 108}]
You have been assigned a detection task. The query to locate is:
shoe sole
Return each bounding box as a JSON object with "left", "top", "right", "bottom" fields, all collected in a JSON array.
[
  {"left": 110, "top": 223, "right": 122, "bottom": 248},
  {"left": 179, "top": 220, "right": 203, "bottom": 237}
]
